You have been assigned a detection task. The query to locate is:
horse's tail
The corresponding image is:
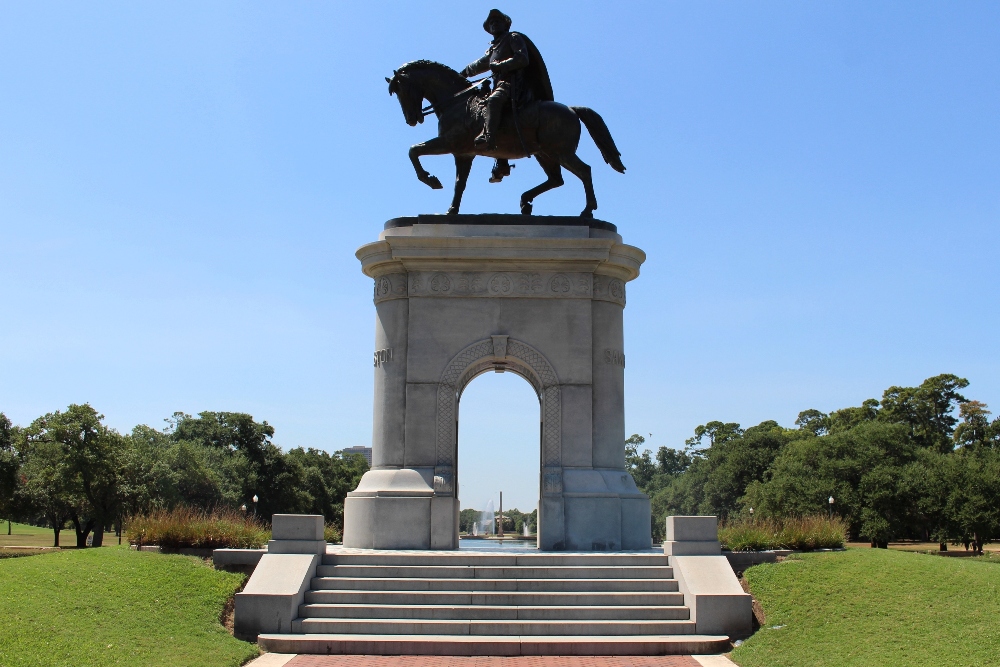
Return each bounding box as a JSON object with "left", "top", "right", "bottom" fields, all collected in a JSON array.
[{"left": 571, "top": 106, "right": 626, "bottom": 173}]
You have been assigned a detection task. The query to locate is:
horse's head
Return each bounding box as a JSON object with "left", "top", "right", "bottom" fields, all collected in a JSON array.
[{"left": 387, "top": 69, "right": 424, "bottom": 127}]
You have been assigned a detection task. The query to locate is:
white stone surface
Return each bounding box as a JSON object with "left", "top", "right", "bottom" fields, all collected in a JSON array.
[
  {"left": 235, "top": 553, "right": 321, "bottom": 640},
  {"left": 693, "top": 656, "right": 739, "bottom": 667},
  {"left": 344, "top": 221, "right": 650, "bottom": 551},
  {"left": 271, "top": 514, "right": 324, "bottom": 541},
  {"left": 671, "top": 556, "right": 752, "bottom": 638},
  {"left": 244, "top": 654, "right": 296, "bottom": 667},
  {"left": 663, "top": 515, "right": 752, "bottom": 638},
  {"left": 667, "top": 516, "right": 720, "bottom": 542}
]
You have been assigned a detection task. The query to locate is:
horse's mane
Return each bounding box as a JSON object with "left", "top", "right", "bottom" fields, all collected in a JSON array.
[{"left": 397, "top": 60, "right": 469, "bottom": 86}]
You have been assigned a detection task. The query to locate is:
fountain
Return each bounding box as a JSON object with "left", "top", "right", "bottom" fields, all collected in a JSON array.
[{"left": 481, "top": 499, "right": 495, "bottom": 536}]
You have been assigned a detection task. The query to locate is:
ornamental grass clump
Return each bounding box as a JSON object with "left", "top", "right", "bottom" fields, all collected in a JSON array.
[
  {"left": 719, "top": 515, "right": 847, "bottom": 552},
  {"left": 126, "top": 507, "right": 270, "bottom": 550},
  {"left": 324, "top": 522, "right": 342, "bottom": 544}
]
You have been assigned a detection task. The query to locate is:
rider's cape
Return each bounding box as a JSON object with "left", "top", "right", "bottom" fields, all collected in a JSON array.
[{"left": 514, "top": 32, "right": 553, "bottom": 104}]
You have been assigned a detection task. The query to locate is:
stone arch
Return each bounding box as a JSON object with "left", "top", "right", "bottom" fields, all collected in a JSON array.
[{"left": 434, "top": 336, "right": 561, "bottom": 496}]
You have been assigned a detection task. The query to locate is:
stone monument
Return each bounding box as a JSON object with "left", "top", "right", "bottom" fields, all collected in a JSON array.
[
  {"left": 343, "top": 10, "right": 648, "bottom": 551},
  {"left": 342, "top": 215, "right": 651, "bottom": 551}
]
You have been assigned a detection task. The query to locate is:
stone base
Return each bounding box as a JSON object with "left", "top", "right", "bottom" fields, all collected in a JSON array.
[
  {"left": 343, "top": 493, "right": 459, "bottom": 550},
  {"left": 344, "top": 220, "right": 652, "bottom": 553},
  {"left": 343, "top": 466, "right": 651, "bottom": 552}
]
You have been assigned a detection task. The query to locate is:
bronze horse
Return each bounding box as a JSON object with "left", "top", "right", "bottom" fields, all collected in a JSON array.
[{"left": 387, "top": 61, "right": 625, "bottom": 218}]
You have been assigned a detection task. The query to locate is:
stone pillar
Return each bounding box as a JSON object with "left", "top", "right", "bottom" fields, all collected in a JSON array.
[{"left": 343, "top": 215, "right": 650, "bottom": 551}]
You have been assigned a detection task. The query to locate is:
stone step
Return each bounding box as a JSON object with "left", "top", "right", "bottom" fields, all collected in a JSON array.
[
  {"left": 291, "top": 618, "right": 699, "bottom": 637},
  {"left": 310, "top": 577, "right": 678, "bottom": 592},
  {"left": 298, "top": 603, "right": 690, "bottom": 621},
  {"left": 322, "top": 552, "right": 668, "bottom": 568},
  {"left": 304, "top": 589, "right": 685, "bottom": 607},
  {"left": 258, "top": 633, "right": 732, "bottom": 656},
  {"left": 314, "top": 564, "right": 674, "bottom": 579}
]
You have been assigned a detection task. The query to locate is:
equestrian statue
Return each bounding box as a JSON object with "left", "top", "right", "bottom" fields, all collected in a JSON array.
[{"left": 386, "top": 9, "right": 625, "bottom": 218}]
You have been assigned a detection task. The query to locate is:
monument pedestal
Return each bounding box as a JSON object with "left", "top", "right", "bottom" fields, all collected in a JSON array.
[{"left": 343, "top": 215, "right": 650, "bottom": 551}]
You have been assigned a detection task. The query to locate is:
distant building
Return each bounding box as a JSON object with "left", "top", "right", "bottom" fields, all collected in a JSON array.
[{"left": 340, "top": 445, "right": 372, "bottom": 467}]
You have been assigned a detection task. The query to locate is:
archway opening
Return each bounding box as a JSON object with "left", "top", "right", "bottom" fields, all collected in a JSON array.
[{"left": 457, "top": 370, "right": 540, "bottom": 544}]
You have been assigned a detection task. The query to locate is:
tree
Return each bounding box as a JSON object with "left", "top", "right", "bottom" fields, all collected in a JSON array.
[
  {"left": 945, "top": 449, "right": 1000, "bottom": 553},
  {"left": 655, "top": 446, "right": 692, "bottom": 477},
  {"left": 459, "top": 508, "right": 481, "bottom": 533},
  {"left": 0, "top": 413, "right": 20, "bottom": 534},
  {"left": 878, "top": 374, "right": 969, "bottom": 452},
  {"left": 685, "top": 422, "right": 743, "bottom": 449},
  {"left": 795, "top": 409, "right": 829, "bottom": 436},
  {"left": 954, "top": 401, "right": 997, "bottom": 450},
  {"left": 827, "top": 399, "right": 880, "bottom": 433},
  {"left": 46, "top": 405, "right": 126, "bottom": 547},
  {"left": 625, "top": 434, "right": 656, "bottom": 489},
  {"left": 17, "top": 433, "right": 75, "bottom": 547}
]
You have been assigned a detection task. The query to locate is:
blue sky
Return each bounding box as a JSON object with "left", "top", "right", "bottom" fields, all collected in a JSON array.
[{"left": 2, "top": 2, "right": 997, "bottom": 512}]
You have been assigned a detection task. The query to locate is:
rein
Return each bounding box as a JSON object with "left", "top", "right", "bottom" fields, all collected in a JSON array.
[{"left": 421, "top": 74, "right": 492, "bottom": 117}]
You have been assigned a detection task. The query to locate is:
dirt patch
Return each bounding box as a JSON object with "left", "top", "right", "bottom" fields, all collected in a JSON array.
[
  {"left": 220, "top": 574, "right": 249, "bottom": 637},
  {"left": 0, "top": 548, "right": 52, "bottom": 559},
  {"left": 740, "top": 574, "right": 766, "bottom": 631}
]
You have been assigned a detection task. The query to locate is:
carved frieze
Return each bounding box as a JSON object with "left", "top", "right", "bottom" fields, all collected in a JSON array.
[
  {"left": 372, "top": 272, "right": 408, "bottom": 303},
  {"left": 376, "top": 271, "right": 621, "bottom": 303},
  {"left": 408, "top": 271, "right": 592, "bottom": 299},
  {"left": 592, "top": 275, "right": 626, "bottom": 306}
]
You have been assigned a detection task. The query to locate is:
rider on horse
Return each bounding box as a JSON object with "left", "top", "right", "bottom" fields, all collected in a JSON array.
[{"left": 460, "top": 9, "right": 553, "bottom": 182}]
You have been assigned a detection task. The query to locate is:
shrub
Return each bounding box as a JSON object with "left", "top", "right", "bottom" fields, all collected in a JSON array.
[
  {"left": 719, "top": 515, "right": 847, "bottom": 551},
  {"left": 324, "top": 522, "right": 341, "bottom": 544},
  {"left": 126, "top": 507, "right": 270, "bottom": 550}
]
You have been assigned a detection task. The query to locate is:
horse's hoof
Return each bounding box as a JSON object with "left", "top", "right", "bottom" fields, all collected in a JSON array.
[
  {"left": 580, "top": 210, "right": 594, "bottom": 219},
  {"left": 520, "top": 201, "right": 533, "bottom": 215},
  {"left": 426, "top": 176, "right": 443, "bottom": 190},
  {"left": 446, "top": 207, "right": 459, "bottom": 215}
]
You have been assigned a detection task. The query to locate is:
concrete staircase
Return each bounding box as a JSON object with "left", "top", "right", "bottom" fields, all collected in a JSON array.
[{"left": 257, "top": 548, "right": 731, "bottom": 655}]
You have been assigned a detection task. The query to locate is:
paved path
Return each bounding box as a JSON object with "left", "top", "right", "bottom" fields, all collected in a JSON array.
[{"left": 246, "top": 655, "right": 737, "bottom": 667}]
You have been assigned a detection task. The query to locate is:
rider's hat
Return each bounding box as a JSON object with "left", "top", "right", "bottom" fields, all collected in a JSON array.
[{"left": 483, "top": 9, "right": 512, "bottom": 33}]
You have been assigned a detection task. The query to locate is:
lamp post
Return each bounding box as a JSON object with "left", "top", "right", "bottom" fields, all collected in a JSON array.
[
  {"left": 252, "top": 494, "right": 258, "bottom": 518},
  {"left": 828, "top": 496, "right": 834, "bottom": 520},
  {"left": 749, "top": 507, "right": 754, "bottom": 523}
]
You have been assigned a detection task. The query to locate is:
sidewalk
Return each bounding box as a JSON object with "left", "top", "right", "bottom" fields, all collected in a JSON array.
[{"left": 246, "top": 655, "right": 738, "bottom": 667}]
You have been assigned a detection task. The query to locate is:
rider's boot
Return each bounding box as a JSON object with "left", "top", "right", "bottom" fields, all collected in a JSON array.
[
  {"left": 475, "top": 97, "right": 504, "bottom": 149},
  {"left": 490, "top": 159, "right": 512, "bottom": 183}
]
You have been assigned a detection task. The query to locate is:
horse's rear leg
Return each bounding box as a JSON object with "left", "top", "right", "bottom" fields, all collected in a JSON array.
[
  {"left": 447, "top": 154, "right": 474, "bottom": 215},
  {"left": 520, "top": 154, "right": 564, "bottom": 215},
  {"left": 558, "top": 152, "right": 597, "bottom": 218}
]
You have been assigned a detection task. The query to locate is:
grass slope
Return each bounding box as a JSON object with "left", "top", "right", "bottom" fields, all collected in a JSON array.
[
  {"left": 733, "top": 549, "right": 1000, "bottom": 667},
  {"left": 0, "top": 546, "right": 257, "bottom": 667}
]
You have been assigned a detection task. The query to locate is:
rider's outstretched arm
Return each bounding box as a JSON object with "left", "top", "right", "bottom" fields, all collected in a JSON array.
[{"left": 460, "top": 50, "right": 491, "bottom": 78}]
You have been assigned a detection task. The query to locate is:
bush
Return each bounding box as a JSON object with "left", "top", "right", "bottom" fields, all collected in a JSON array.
[
  {"left": 719, "top": 515, "right": 847, "bottom": 551},
  {"left": 125, "top": 507, "right": 270, "bottom": 549},
  {"left": 324, "top": 522, "right": 341, "bottom": 544}
]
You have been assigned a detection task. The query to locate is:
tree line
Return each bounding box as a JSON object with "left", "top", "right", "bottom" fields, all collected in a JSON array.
[
  {"left": 0, "top": 405, "right": 368, "bottom": 547},
  {"left": 627, "top": 374, "right": 1000, "bottom": 551}
]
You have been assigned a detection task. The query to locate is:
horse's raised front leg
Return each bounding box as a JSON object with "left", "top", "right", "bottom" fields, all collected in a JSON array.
[
  {"left": 558, "top": 152, "right": 597, "bottom": 218},
  {"left": 447, "top": 154, "right": 475, "bottom": 215},
  {"left": 408, "top": 137, "right": 450, "bottom": 190},
  {"left": 519, "top": 154, "right": 564, "bottom": 215}
]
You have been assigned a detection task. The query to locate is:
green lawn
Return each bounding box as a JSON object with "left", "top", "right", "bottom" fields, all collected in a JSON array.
[
  {"left": 733, "top": 548, "right": 1000, "bottom": 667},
  {"left": 0, "top": 546, "right": 258, "bottom": 667},
  {"left": 0, "top": 521, "right": 62, "bottom": 548}
]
